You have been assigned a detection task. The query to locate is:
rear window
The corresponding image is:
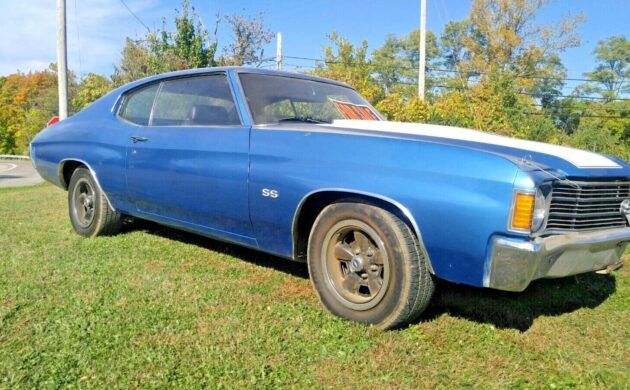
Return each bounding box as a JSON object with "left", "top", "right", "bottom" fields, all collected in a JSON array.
[
  {"left": 119, "top": 84, "right": 159, "bottom": 126},
  {"left": 238, "top": 73, "right": 381, "bottom": 125},
  {"left": 151, "top": 75, "right": 240, "bottom": 126}
]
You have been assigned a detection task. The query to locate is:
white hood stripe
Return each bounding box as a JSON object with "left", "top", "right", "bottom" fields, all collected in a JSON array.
[{"left": 323, "top": 120, "right": 620, "bottom": 169}]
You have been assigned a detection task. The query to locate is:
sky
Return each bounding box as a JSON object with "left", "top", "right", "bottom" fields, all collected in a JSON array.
[{"left": 1, "top": 0, "right": 629, "bottom": 88}]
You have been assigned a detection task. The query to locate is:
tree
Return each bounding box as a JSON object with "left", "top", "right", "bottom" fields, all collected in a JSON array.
[
  {"left": 113, "top": 0, "right": 218, "bottom": 85},
  {"left": 581, "top": 35, "right": 630, "bottom": 101},
  {"left": 73, "top": 73, "right": 113, "bottom": 110},
  {"left": 113, "top": 1, "right": 275, "bottom": 84},
  {"left": 440, "top": 20, "right": 471, "bottom": 70},
  {"left": 370, "top": 29, "right": 439, "bottom": 98},
  {"left": 312, "top": 33, "right": 384, "bottom": 104},
  {"left": 0, "top": 67, "right": 62, "bottom": 154},
  {"left": 466, "top": 0, "right": 583, "bottom": 75},
  {"left": 220, "top": 13, "right": 274, "bottom": 66},
  {"left": 112, "top": 38, "right": 153, "bottom": 86}
]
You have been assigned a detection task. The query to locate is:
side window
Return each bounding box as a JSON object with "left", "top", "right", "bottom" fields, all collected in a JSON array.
[
  {"left": 151, "top": 74, "right": 240, "bottom": 126},
  {"left": 119, "top": 84, "right": 159, "bottom": 126}
]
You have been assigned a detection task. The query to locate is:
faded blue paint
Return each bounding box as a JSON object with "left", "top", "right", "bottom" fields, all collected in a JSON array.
[{"left": 30, "top": 67, "right": 630, "bottom": 289}]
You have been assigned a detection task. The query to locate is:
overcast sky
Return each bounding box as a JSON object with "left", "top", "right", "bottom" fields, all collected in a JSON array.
[{"left": 1, "top": 0, "right": 629, "bottom": 84}]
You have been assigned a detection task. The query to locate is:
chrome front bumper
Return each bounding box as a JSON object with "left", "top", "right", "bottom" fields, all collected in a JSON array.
[{"left": 485, "top": 228, "right": 630, "bottom": 292}]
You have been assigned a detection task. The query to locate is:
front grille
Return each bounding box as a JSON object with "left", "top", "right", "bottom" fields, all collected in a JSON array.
[{"left": 546, "top": 181, "right": 630, "bottom": 232}]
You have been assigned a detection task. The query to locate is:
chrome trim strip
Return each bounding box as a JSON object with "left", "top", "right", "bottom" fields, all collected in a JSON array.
[
  {"left": 555, "top": 180, "right": 630, "bottom": 186},
  {"left": 291, "top": 188, "right": 434, "bottom": 273},
  {"left": 115, "top": 71, "right": 245, "bottom": 128},
  {"left": 58, "top": 158, "right": 116, "bottom": 212},
  {"left": 485, "top": 227, "right": 630, "bottom": 291}
]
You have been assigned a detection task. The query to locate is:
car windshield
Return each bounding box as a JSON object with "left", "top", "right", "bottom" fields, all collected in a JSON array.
[{"left": 239, "top": 73, "right": 382, "bottom": 125}]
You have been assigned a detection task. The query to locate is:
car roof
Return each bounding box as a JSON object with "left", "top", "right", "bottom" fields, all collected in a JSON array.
[{"left": 120, "top": 66, "right": 354, "bottom": 91}]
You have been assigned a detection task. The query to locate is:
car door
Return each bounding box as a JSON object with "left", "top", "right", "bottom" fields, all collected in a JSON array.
[{"left": 122, "top": 73, "right": 253, "bottom": 241}]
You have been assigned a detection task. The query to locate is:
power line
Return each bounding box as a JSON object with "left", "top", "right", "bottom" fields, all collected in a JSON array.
[
  {"left": 524, "top": 112, "right": 630, "bottom": 120},
  {"left": 282, "top": 55, "right": 603, "bottom": 83},
  {"left": 528, "top": 103, "right": 630, "bottom": 112},
  {"left": 282, "top": 54, "right": 630, "bottom": 102},
  {"left": 118, "top": 0, "right": 151, "bottom": 33},
  {"left": 517, "top": 91, "right": 630, "bottom": 102}
]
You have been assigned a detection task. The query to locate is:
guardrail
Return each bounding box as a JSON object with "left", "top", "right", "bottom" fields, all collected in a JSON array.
[{"left": 0, "top": 155, "right": 30, "bottom": 160}]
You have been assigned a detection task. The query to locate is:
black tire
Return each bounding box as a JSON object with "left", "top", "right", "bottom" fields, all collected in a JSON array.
[
  {"left": 307, "top": 201, "right": 435, "bottom": 329},
  {"left": 68, "top": 167, "right": 122, "bottom": 237}
]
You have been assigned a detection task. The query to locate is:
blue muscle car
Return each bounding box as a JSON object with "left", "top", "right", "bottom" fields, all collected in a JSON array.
[{"left": 30, "top": 67, "right": 629, "bottom": 329}]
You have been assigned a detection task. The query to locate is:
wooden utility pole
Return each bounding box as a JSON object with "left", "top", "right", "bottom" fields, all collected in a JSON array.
[
  {"left": 276, "top": 32, "right": 283, "bottom": 71},
  {"left": 56, "top": 0, "right": 68, "bottom": 119},
  {"left": 418, "top": 0, "right": 426, "bottom": 100}
]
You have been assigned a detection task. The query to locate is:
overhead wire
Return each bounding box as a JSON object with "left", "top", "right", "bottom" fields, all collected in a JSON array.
[
  {"left": 118, "top": 0, "right": 151, "bottom": 33},
  {"left": 281, "top": 55, "right": 630, "bottom": 102}
]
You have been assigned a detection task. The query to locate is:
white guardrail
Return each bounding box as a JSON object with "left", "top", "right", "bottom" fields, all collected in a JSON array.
[{"left": 0, "top": 155, "right": 30, "bottom": 160}]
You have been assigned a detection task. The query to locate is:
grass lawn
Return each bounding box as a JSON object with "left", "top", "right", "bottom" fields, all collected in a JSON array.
[{"left": 0, "top": 184, "right": 628, "bottom": 388}]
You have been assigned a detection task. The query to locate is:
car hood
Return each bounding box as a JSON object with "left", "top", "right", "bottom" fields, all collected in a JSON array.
[{"left": 321, "top": 120, "right": 630, "bottom": 179}]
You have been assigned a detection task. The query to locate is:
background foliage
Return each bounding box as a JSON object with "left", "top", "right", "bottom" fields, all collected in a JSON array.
[{"left": 0, "top": 0, "right": 628, "bottom": 160}]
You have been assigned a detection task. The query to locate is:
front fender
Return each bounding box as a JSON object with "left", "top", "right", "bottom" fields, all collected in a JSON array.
[{"left": 249, "top": 127, "right": 520, "bottom": 287}]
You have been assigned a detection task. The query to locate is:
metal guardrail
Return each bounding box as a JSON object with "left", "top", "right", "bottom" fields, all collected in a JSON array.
[{"left": 0, "top": 155, "right": 30, "bottom": 160}]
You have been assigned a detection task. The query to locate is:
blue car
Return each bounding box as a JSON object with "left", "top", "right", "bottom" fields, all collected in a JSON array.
[{"left": 30, "top": 67, "right": 630, "bottom": 329}]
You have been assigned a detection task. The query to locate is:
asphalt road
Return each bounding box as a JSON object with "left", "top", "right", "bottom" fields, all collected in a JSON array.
[{"left": 0, "top": 160, "right": 44, "bottom": 188}]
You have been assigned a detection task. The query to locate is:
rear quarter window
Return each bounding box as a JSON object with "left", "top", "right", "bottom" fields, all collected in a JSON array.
[{"left": 119, "top": 84, "right": 159, "bottom": 126}]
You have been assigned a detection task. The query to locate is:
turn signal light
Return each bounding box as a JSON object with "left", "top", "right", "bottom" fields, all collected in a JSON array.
[{"left": 511, "top": 192, "right": 535, "bottom": 230}]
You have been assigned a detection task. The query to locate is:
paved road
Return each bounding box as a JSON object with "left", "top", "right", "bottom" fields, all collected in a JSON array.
[{"left": 0, "top": 160, "right": 44, "bottom": 188}]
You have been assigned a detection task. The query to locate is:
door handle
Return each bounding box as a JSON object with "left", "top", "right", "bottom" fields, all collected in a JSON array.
[{"left": 130, "top": 136, "right": 149, "bottom": 143}]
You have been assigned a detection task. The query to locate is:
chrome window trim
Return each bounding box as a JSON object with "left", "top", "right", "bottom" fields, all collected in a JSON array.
[
  {"left": 116, "top": 71, "right": 245, "bottom": 128},
  {"left": 236, "top": 72, "right": 384, "bottom": 125},
  {"left": 116, "top": 81, "right": 161, "bottom": 126}
]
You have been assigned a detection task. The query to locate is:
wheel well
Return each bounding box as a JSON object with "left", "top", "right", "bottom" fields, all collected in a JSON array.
[
  {"left": 292, "top": 191, "right": 421, "bottom": 261},
  {"left": 60, "top": 160, "right": 87, "bottom": 189}
]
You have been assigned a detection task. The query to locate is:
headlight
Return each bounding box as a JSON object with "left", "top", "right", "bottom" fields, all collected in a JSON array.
[
  {"left": 509, "top": 189, "right": 547, "bottom": 233},
  {"left": 531, "top": 189, "right": 547, "bottom": 232}
]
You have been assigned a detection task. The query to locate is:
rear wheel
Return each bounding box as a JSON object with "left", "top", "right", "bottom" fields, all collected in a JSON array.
[
  {"left": 307, "top": 201, "right": 434, "bottom": 329},
  {"left": 68, "top": 167, "right": 122, "bottom": 237}
]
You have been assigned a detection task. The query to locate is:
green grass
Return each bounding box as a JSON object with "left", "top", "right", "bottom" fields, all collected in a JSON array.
[{"left": 1, "top": 184, "right": 628, "bottom": 388}]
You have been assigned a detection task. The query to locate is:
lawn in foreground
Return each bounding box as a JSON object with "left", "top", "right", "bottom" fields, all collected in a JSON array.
[{"left": 0, "top": 184, "right": 628, "bottom": 388}]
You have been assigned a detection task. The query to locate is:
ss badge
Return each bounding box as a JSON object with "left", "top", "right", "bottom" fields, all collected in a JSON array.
[{"left": 262, "top": 188, "right": 279, "bottom": 199}]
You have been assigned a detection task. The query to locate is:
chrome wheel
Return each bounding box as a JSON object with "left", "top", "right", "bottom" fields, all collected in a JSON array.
[
  {"left": 321, "top": 220, "right": 390, "bottom": 311},
  {"left": 71, "top": 178, "right": 95, "bottom": 228}
]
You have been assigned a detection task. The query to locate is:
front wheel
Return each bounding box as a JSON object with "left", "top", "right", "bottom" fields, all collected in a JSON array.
[
  {"left": 307, "top": 201, "right": 435, "bottom": 329},
  {"left": 68, "top": 167, "right": 122, "bottom": 237}
]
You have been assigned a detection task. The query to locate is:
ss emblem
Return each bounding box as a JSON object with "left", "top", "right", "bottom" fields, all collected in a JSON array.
[{"left": 262, "top": 188, "right": 279, "bottom": 198}]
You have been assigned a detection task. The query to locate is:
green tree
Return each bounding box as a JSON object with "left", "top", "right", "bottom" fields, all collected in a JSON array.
[
  {"left": 312, "top": 32, "right": 384, "bottom": 103},
  {"left": 72, "top": 73, "right": 113, "bottom": 110},
  {"left": 113, "top": 0, "right": 218, "bottom": 85},
  {"left": 580, "top": 35, "right": 629, "bottom": 101},
  {"left": 370, "top": 29, "right": 439, "bottom": 98},
  {"left": 440, "top": 20, "right": 470, "bottom": 70},
  {"left": 112, "top": 38, "right": 153, "bottom": 86},
  {"left": 112, "top": 1, "right": 274, "bottom": 84},
  {"left": 464, "top": 0, "right": 583, "bottom": 79},
  {"left": 220, "top": 13, "right": 274, "bottom": 66}
]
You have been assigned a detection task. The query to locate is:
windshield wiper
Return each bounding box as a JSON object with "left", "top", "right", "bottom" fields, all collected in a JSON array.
[{"left": 278, "top": 116, "right": 331, "bottom": 124}]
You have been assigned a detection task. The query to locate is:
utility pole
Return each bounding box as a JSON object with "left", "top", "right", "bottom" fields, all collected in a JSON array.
[
  {"left": 276, "top": 32, "right": 283, "bottom": 71},
  {"left": 418, "top": 0, "right": 426, "bottom": 100},
  {"left": 56, "top": 0, "right": 69, "bottom": 119}
]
